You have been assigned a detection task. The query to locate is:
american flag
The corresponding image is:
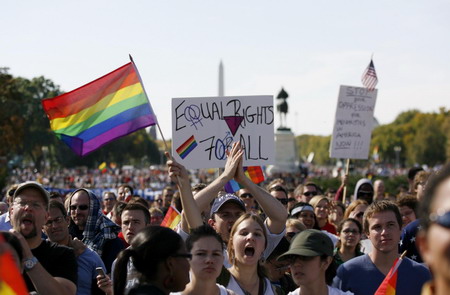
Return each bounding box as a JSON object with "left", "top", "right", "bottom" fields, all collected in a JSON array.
[{"left": 361, "top": 59, "right": 378, "bottom": 91}]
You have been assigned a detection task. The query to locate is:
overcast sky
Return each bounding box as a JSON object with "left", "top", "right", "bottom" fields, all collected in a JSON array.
[{"left": 3, "top": 1, "right": 449, "bottom": 139}]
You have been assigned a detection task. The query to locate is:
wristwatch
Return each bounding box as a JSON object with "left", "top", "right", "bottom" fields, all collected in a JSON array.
[{"left": 24, "top": 256, "right": 38, "bottom": 271}]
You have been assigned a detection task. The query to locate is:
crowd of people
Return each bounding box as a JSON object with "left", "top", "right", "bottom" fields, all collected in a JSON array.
[{"left": 0, "top": 142, "right": 449, "bottom": 295}]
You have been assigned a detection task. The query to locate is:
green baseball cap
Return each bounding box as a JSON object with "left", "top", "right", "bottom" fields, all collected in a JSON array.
[{"left": 277, "top": 229, "right": 333, "bottom": 261}]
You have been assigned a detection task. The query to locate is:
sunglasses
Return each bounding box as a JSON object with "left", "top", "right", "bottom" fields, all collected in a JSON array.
[
  {"left": 358, "top": 191, "right": 373, "bottom": 197},
  {"left": 69, "top": 204, "right": 89, "bottom": 211},
  {"left": 431, "top": 211, "right": 450, "bottom": 228},
  {"left": 240, "top": 193, "right": 253, "bottom": 199},
  {"left": 277, "top": 198, "right": 288, "bottom": 205},
  {"left": 288, "top": 198, "right": 296, "bottom": 203},
  {"left": 303, "top": 191, "right": 318, "bottom": 197}
]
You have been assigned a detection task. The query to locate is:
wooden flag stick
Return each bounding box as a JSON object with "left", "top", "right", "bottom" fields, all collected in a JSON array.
[
  {"left": 342, "top": 158, "right": 350, "bottom": 205},
  {"left": 129, "top": 54, "right": 182, "bottom": 187}
]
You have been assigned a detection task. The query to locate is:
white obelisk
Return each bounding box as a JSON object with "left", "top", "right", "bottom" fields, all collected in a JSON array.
[{"left": 219, "top": 61, "right": 224, "bottom": 96}]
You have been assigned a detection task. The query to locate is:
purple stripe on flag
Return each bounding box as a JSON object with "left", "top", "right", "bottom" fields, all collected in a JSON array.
[
  {"left": 224, "top": 179, "right": 242, "bottom": 193},
  {"left": 80, "top": 114, "right": 157, "bottom": 156},
  {"left": 179, "top": 141, "right": 198, "bottom": 159}
]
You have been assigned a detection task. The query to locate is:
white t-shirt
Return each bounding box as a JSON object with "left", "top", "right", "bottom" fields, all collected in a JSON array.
[
  {"left": 171, "top": 283, "right": 229, "bottom": 295},
  {"left": 288, "top": 285, "right": 354, "bottom": 295},
  {"left": 228, "top": 276, "right": 276, "bottom": 295}
]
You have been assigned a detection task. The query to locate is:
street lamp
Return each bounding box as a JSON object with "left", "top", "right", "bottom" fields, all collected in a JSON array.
[{"left": 394, "top": 146, "right": 402, "bottom": 169}]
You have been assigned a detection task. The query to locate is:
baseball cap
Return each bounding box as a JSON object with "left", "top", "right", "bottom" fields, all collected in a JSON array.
[
  {"left": 210, "top": 193, "right": 245, "bottom": 217},
  {"left": 13, "top": 181, "right": 50, "bottom": 205},
  {"left": 277, "top": 229, "right": 333, "bottom": 261}
]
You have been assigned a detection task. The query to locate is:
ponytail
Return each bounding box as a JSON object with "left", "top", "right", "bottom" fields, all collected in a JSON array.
[{"left": 113, "top": 248, "right": 134, "bottom": 295}]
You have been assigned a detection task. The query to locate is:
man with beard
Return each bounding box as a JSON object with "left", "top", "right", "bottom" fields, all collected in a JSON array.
[
  {"left": 68, "top": 188, "right": 124, "bottom": 274},
  {"left": 44, "top": 200, "right": 112, "bottom": 295},
  {"left": 9, "top": 181, "right": 77, "bottom": 295}
]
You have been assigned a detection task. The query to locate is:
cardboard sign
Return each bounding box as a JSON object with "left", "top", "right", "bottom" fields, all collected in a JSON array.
[
  {"left": 330, "top": 85, "right": 378, "bottom": 159},
  {"left": 172, "top": 95, "right": 274, "bottom": 169}
]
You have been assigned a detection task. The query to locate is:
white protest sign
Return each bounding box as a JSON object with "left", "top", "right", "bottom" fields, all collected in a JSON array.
[
  {"left": 172, "top": 95, "right": 275, "bottom": 169},
  {"left": 330, "top": 85, "right": 378, "bottom": 159}
]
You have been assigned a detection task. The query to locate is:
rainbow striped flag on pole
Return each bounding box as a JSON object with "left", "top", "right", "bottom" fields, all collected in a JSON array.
[
  {"left": 0, "top": 235, "right": 28, "bottom": 295},
  {"left": 42, "top": 61, "right": 157, "bottom": 156},
  {"left": 161, "top": 205, "right": 181, "bottom": 230},
  {"left": 374, "top": 252, "right": 406, "bottom": 295}
]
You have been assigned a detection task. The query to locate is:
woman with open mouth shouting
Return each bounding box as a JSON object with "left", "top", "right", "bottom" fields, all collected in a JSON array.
[{"left": 220, "top": 213, "right": 283, "bottom": 295}]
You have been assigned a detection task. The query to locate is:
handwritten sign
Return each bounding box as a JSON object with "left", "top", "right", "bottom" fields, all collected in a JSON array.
[
  {"left": 330, "top": 85, "right": 378, "bottom": 159},
  {"left": 172, "top": 95, "right": 275, "bottom": 169}
]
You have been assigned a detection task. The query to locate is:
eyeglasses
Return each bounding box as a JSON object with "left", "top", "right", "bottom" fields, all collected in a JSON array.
[
  {"left": 277, "top": 198, "right": 288, "bottom": 205},
  {"left": 240, "top": 193, "right": 253, "bottom": 199},
  {"left": 430, "top": 211, "right": 450, "bottom": 228},
  {"left": 14, "top": 200, "right": 45, "bottom": 210},
  {"left": 171, "top": 253, "right": 192, "bottom": 260},
  {"left": 303, "top": 191, "right": 317, "bottom": 197},
  {"left": 45, "top": 216, "right": 65, "bottom": 227},
  {"left": 69, "top": 204, "right": 89, "bottom": 211},
  {"left": 342, "top": 229, "right": 360, "bottom": 235}
]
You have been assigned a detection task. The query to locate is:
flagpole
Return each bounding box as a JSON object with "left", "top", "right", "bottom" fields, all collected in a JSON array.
[
  {"left": 129, "top": 54, "right": 182, "bottom": 187},
  {"left": 342, "top": 158, "right": 350, "bottom": 205}
]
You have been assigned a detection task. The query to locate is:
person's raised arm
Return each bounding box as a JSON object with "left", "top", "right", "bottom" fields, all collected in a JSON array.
[
  {"left": 193, "top": 142, "right": 243, "bottom": 212},
  {"left": 167, "top": 154, "right": 203, "bottom": 232},
  {"left": 234, "top": 146, "right": 288, "bottom": 234}
]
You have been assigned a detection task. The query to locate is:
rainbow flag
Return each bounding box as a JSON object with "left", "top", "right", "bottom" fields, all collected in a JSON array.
[
  {"left": 224, "top": 166, "right": 265, "bottom": 193},
  {"left": 374, "top": 255, "right": 405, "bottom": 295},
  {"left": 0, "top": 235, "right": 29, "bottom": 295},
  {"left": 161, "top": 205, "right": 181, "bottom": 230},
  {"left": 176, "top": 135, "right": 198, "bottom": 159},
  {"left": 42, "top": 62, "right": 157, "bottom": 156}
]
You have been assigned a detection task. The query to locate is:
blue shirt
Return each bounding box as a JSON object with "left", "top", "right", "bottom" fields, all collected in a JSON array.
[
  {"left": 77, "top": 247, "right": 106, "bottom": 295},
  {"left": 332, "top": 254, "right": 431, "bottom": 295}
]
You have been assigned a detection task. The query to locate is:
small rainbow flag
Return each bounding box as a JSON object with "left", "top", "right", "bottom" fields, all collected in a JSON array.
[
  {"left": 176, "top": 135, "right": 198, "bottom": 159},
  {"left": 224, "top": 166, "right": 265, "bottom": 193},
  {"left": 0, "top": 235, "right": 29, "bottom": 295},
  {"left": 42, "top": 62, "right": 157, "bottom": 156},
  {"left": 374, "top": 252, "right": 406, "bottom": 295},
  {"left": 160, "top": 205, "right": 181, "bottom": 230}
]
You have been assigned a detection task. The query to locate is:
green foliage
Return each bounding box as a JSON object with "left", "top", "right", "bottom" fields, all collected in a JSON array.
[
  {"left": 371, "top": 109, "right": 449, "bottom": 166},
  {"left": 296, "top": 135, "right": 332, "bottom": 165}
]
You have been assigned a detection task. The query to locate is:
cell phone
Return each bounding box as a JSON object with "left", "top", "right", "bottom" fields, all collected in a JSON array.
[{"left": 96, "top": 267, "right": 105, "bottom": 277}]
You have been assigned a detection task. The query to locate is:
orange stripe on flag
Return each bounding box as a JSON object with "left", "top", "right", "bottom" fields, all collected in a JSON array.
[
  {"left": 161, "top": 205, "right": 181, "bottom": 230},
  {"left": 0, "top": 235, "right": 29, "bottom": 295}
]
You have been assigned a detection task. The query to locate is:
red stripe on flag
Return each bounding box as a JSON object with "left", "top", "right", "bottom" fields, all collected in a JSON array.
[
  {"left": 0, "top": 235, "right": 29, "bottom": 295},
  {"left": 42, "top": 63, "right": 139, "bottom": 119}
]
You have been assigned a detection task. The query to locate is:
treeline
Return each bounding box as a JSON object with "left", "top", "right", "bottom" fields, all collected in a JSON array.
[{"left": 296, "top": 108, "right": 450, "bottom": 166}]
